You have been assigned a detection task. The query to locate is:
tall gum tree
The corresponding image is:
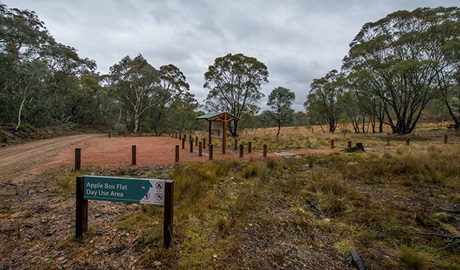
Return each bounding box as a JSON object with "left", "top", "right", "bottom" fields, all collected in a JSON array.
[
  {"left": 154, "top": 64, "right": 195, "bottom": 135},
  {"left": 430, "top": 10, "right": 460, "bottom": 128},
  {"left": 0, "top": 4, "right": 54, "bottom": 130},
  {"left": 267, "top": 86, "right": 295, "bottom": 138},
  {"left": 204, "top": 53, "right": 269, "bottom": 135},
  {"left": 304, "top": 70, "right": 344, "bottom": 133},
  {"left": 109, "top": 54, "right": 160, "bottom": 133},
  {"left": 346, "top": 71, "right": 387, "bottom": 133},
  {"left": 0, "top": 4, "right": 94, "bottom": 129},
  {"left": 343, "top": 7, "right": 460, "bottom": 134}
]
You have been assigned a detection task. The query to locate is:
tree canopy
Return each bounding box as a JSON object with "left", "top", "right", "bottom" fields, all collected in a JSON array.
[
  {"left": 305, "top": 70, "right": 344, "bottom": 133},
  {"left": 109, "top": 54, "right": 161, "bottom": 133},
  {"left": 204, "top": 53, "right": 269, "bottom": 135},
  {"left": 3, "top": 3, "right": 460, "bottom": 136},
  {"left": 158, "top": 64, "right": 199, "bottom": 134},
  {"left": 0, "top": 4, "right": 96, "bottom": 130},
  {"left": 0, "top": 4, "right": 200, "bottom": 135},
  {"left": 267, "top": 87, "right": 295, "bottom": 138},
  {"left": 342, "top": 7, "right": 460, "bottom": 134}
]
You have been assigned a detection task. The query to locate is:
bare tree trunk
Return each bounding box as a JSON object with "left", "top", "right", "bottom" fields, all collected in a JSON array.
[
  {"left": 329, "top": 118, "right": 336, "bottom": 133},
  {"left": 318, "top": 118, "right": 325, "bottom": 133},
  {"left": 133, "top": 114, "right": 140, "bottom": 134},
  {"left": 232, "top": 120, "right": 239, "bottom": 136},
  {"left": 444, "top": 96, "right": 459, "bottom": 127},
  {"left": 15, "top": 96, "right": 26, "bottom": 131},
  {"left": 132, "top": 101, "right": 142, "bottom": 134},
  {"left": 15, "top": 86, "right": 29, "bottom": 131},
  {"left": 118, "top": 109, "right": 123, "bottom": 123},
  {"left": 152, "top": 111, "right": 163, "bottom": 136},
  {"left": 276, "top": 119, "right": 281, "bottom": 139},
  {"left": 371, "top": 113, "right": 376, "bottom": 133}
]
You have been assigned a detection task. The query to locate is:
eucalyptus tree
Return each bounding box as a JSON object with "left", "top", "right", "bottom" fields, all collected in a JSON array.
[
  {"left": 0, "top": 4, "right": 55, "bottom": 129},
  {"left": 109, "top": 54, "right": 160, "bottom": 133},
  {"left": 204, "top": 53, "right": 269, "bottom": 135},
  {"left": 304, "top": 70, "right": 344, "bottom": 133},
  {"left": 43, "top": 44, "right": 96, "bottom": 102},
  {"left": 169, "top": 91, "right": 200, "bottom": 134},
  {"left": 238, "top": 112, "right": 260, "bottom": 130},
  {"left": 154, "top": 64, "right": 197, "bottom": 135},
  {"left": 63, "top": 70, "right": 119, "bottom": 127},
  {"left": 267, "top": 86, "right": 295, "bottom": 138},
  {"left": 346, "top": 72, "right": 386, "bottom": 133},
  {"left": 0, "top": 4, "right": 96, "bottom": 129},
  {"left": 430, "top": 9, "right": 460, "bottom": 128},
  {"left": 341, "top": 91, "right": 364, "bottom": 133},
  {"left": 343, "top": 7, "right": 460, "bottom": 134},
  {"left": 258, "top": 110, "right": 278, "bottom": 128},
  {"left": 292, "top": 111, "right": 309, "bottom": 127}
]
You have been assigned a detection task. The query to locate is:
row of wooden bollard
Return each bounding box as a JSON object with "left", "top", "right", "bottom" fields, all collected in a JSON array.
[
  {"left": 173, "top": 131, "right": 438, "bottom": 149},
  {"left": 384, "top": 135, "right": 450, "bottom": 146},
  {"left": 174, "top": 143, "right": 268, "bottom": 163},
  {"left": 170, "top": 133, "right": 258, "bottom": 154},
  {"left": 74, "top": 135, "right": 453, "bottom": 170},
  {"left": 75, "top": 142, "right": 268, "bottom": 170},
  {"left": 333, "top": 135, "right": 451, "bottom": 149},
  {"left": 330, "top": 140, "right": 353, "bottom": 149},
  {"left": 74, "top": 145, "right": 139, "bottom": 170},
  {"left": 176, "top": 135, "right": 207, "bottom": 150}
]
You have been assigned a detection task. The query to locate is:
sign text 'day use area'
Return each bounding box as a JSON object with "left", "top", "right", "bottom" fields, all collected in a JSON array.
[
  {"left": 76, "top": 175, "right": 174, "bottom": 248},
  {"left": 84, "top": 175, "right": 167, "bottom": 205}
]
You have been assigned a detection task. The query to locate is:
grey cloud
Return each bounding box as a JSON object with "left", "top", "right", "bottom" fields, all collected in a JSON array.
[{"left": 2, "top": 0, "right": 459, "bottom": 113}]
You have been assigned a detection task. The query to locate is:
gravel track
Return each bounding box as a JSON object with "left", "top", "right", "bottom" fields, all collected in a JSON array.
[{"left": 0, "top": 134, "right": 104, "bottom": 183}]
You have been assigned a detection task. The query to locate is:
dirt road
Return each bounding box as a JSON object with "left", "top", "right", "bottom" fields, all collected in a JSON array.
[
  {"left": 0, "top": 134, "right": 275, "bottom": 183},
  {"left": 0, "top": 134, "right": 104, "bottom": 183}
]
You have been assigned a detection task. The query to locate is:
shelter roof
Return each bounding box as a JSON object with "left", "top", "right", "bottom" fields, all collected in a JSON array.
[{"left": 196, "top": 112, "right": 239, "bottom": 122}]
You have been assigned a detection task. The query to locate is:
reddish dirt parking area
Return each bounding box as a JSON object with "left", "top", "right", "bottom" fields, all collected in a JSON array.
[
  {"left": 1, "top": 134, "right": 336, "bottom": 184},
  {"left": 47, "top": 136, "right": 274, "bottom": 169}
]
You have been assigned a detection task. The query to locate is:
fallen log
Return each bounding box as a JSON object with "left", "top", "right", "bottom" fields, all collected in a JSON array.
[{"left": 350, "top": 248, "right": 367, "bottom": 270}]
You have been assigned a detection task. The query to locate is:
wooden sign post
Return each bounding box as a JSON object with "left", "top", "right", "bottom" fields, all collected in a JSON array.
[
  {"left": 175, "top": 145, "right": 179, "bottom": 162},
  {"left": 209, "top": 144, "right": 214, "bottom": 161},
  {"left": 76, "top": 176, "right": 174, "bottom": 248},
  {"left": 131, "top": 145, "right": 137, "bottom": 165},
  {"left": 75, "top": 148, "right": 81, "bottom": 171}
]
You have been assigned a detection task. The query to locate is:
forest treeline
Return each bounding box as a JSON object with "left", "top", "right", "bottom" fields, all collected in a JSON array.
[
  {"left": 1, "top": 4, "right": 459, "bottom": 136},
  {"left": 0, "top": 4, "right": 202, "bottom": 135},
  {"left": 306, "top": 7, "right": 460, "bottom": 134}
]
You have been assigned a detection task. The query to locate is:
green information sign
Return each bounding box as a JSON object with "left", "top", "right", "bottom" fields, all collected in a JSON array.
[{"left": 83, "top": 175, "right": 169, "bottom": 205}]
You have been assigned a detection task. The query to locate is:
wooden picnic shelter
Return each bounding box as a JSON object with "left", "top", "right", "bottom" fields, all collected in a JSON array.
[{"left": 196, "top": 112, "right": 239, "bottom": 154}]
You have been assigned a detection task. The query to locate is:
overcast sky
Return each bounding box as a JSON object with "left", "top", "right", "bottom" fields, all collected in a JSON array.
[{"left": 2, "top": 0, "right": 458, "bottom": 112}]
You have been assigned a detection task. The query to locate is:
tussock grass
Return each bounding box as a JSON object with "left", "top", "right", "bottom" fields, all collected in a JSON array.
[
  {"left": 397, "top": 245, "right": 435, "bottom": 270},
  {"left": 242, "top": 162, "right": 260, "bottom": 178},
  {"left": 326, "top": 146, "right": 460, "bottom": 188},
  {"left": 45, "top": 168, "right": 79, "bottom": 194},
  {"left": 236, "top": 127, "right": 348, "bottom": 151},
  {"left": 169, "top": 161, "right": 240, "bottom": 207},
  {"left": 309, "top": 173, "right": 351, "bottom": 215},
  {"left": 334, "top": 240, "right": 355, "bottom": 256}
]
